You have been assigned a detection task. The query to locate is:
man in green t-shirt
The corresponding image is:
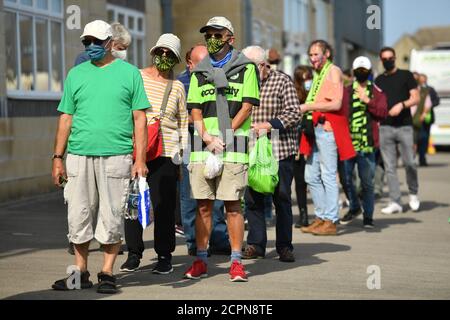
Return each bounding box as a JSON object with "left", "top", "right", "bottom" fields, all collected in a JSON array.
[
  {"left": 183, "top": 17, "right": 260, "bottom": 283},
  {"left": 51, "top": 20, "right": 149, "bottom": 294}
]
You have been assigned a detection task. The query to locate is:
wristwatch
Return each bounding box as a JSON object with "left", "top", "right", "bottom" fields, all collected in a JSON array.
[{"left": 52, "top": 154, "right": 64, "bottom": 160}]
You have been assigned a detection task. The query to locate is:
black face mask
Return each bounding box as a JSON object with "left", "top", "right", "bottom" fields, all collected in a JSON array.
[
  {"left": 354, "top": 69, "right": 370, "bottom": 83},
  {"left": 383, "top": 59, "right": 396, "bottom": 72}
]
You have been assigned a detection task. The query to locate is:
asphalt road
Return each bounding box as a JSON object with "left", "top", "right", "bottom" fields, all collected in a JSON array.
[{"left": 1, "top": 153, "right": 449, "bottom": 300}]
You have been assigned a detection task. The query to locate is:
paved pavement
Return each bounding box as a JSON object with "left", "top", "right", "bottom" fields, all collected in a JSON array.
[{"left": 1, "top": 153, "right": 449, "bottom": 300}]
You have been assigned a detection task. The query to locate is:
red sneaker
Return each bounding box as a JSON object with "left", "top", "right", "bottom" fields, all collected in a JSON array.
[
  {"left": 184, "top": 260, "right": 208, "bottom": 280},
  {"left": 229, "top": 261, "right": 248, "bottom": 282}
]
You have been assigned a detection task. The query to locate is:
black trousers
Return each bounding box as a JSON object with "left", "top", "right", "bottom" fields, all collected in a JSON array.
[
  {"left": 125, "top": 157, "right": 177, "bottom": 259},
  {"left": 245, "top": 156, "right": 295, "bottom": 255},
  {"left": 293, "top": 155, "right": 308, "bottom": 213}
]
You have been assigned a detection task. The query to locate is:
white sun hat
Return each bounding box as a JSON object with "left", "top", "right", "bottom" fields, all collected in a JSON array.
[
  {"left": 200, "top": 16, "right": 235, "bottom": 35},
  {"left": 353, "top": 56, "right": 372, "bottom": 70},
  {"left": 80, "top": 20, "right": 112, "bottom": 40},
  {"left": 149, "top": 33, "right": 182, "bottom": 62}
]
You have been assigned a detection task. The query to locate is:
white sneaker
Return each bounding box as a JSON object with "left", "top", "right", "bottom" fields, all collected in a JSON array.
[
  {"left": 381, "top": 202, "right": 403, "bottom": 215},
  {"left": 409, "top": 195, "right": 420, "bottom": 212}
]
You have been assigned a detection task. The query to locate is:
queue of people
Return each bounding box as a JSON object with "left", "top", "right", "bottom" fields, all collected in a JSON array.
[{"left": 51, "top": 16, "right": 433, "bottom": 293}]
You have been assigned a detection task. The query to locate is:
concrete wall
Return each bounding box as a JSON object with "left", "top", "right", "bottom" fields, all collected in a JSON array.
[
  {"left": 64, "top": 0, "right": 108, "bottom": 74},
  {"left": 172, "top": 0, "right": 244, "bottom": 74},
  {"left": 0, "top": 0, "right": 6, "bottom": 105},
  {"left": 0, "top": 118, "right": 58, "bottom": 201},
  {"left": 0, "top": 0, "right": 161, "bottom": 202},
  {"left": 145, "top": 0, "right": 163, "bottom": 65},
  {"left": 333, "top": 0, "right": 383, "bottom": 69},
  {"left": 251, "top": 0, "right": 283, "bottom": 52}
]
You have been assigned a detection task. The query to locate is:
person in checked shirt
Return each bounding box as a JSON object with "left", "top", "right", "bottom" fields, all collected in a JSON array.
[{"left": 241, "top": 46, "right": 301, "bottom": 263}]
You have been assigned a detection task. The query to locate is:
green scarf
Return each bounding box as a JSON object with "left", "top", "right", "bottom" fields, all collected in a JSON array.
[
  {"left": 350, "top": 81, "right": 374, "bottom": 153},
  {"left": 301, "top": 61, "right": 332, "bottom": 137}
]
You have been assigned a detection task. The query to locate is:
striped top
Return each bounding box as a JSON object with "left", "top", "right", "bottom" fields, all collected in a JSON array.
[{"left": 140, "top": 70, "right": 188, "bottom": 159}]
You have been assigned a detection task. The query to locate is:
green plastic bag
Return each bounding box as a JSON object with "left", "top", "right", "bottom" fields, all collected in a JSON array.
[{"left": 248, "top": 136, "right": 279, "bottom": 194}]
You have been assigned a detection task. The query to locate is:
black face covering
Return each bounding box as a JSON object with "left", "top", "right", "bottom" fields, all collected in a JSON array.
[
  {"left": 383, "top": 59, "right": 395, "bottom": 72},
  {"left": 354, "top": 69, "right": 370, "bottom": 83}
]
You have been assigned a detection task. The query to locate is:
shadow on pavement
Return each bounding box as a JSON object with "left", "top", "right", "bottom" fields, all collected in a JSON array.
[{"left": 337, "top": 217, "right": 421, "bottom": 236}]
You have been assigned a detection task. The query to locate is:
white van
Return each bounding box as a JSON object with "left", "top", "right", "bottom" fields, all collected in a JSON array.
[{"left": 410, "top": 49, "right": 450, "bottom": 146}]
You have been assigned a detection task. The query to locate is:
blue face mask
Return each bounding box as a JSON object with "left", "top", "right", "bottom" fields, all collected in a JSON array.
[
  {"left": 304, "top": 80, "right": 313, "bottom": 91},
  {"left": 85, "top": 44, "right": 107, "bottom": 62}
]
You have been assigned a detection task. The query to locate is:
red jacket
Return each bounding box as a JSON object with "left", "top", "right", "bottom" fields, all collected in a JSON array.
[
  {"left": 342, "top": 83, "right": 388, "bottom": 149},
  {"left": 300, "top": 103, "right": 356, "bottom": 161}
]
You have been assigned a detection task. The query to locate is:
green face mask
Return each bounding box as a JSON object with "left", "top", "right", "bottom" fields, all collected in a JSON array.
[
  {"left": 154, "top": 54, "right": 177, "bottom": 72},
  {"left": 206, "top": 38, "right": 227, "bottom": 55}
]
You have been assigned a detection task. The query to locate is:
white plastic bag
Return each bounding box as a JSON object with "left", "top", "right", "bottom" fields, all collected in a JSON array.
[
  {"left": 137, "top": 177, "right": 153, "bottom": 229},
  {"left": 203, "top": 153, "right": 224, "bottom": 180}
]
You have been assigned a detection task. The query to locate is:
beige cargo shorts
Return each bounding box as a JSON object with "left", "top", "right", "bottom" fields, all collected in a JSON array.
[
  {"left": 188, "top": 162, "right": 248, "bottom": 201},
  {"left": 64, "top": 154, "right": 132, "bottom": 245}
]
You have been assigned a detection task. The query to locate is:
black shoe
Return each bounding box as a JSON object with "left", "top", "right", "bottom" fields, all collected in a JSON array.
[
  {"left": 152, "top": 256, "right": 173, "bottom": 275},
  {"left": 52, "top": 270, "right": 93, "bottom": 291},
  {"left": 363, "top": 218, "right": 375, "bottom": 229},
  {"left": 97, "top": 272, "right": 117, "bottom": 294},
  {"left": 279, "top": 247, "right": 295, "bottom": 263},
  {"left": 67, "top": 242, "right": 75, "bottom": 255},
  {"left": 120, "top": 254, "right": 140, "bottom": 272},
  {"left": 340, "top": 208, "right": 362, "bottom": 225},
  {"left": 295, "top": 209, "right": 309, "bottom": 228}
]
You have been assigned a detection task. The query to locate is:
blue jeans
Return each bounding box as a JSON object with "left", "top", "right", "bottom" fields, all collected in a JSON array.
[
  {"left": 245, "top": 156, "right": 295, "bottom": 255},
  {"left": 343, "top": 152, "right": 376, "bottom": 220},
  {"left": 305, "top": 126, "right": 339, "bottom": 223},
  {"left": 180, "top": 163, "right": 229, "bottom": 251}
]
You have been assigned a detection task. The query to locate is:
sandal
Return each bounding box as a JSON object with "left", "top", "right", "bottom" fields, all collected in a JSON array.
[
  {"left": 97, "top": 272, "right": 118, "bottom": 294},
  {"left": 52, "top": 270, "right": 93, "bottom": 291}
]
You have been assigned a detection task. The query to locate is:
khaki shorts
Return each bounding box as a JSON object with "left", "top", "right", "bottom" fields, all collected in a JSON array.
[
  {"left": 188, "top": 163, "right": 248, "bottom": 201},
  {"left": 64, "top": 154, "right": 132, "bottom": 245}
]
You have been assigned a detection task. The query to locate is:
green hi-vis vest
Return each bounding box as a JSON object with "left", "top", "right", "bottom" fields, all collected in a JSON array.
[
  {"left": 187, "top": 63, "right": 260, "bottom": 164},
  {"left": 350, "top": 81, "right": 375, "bottom": 153}
]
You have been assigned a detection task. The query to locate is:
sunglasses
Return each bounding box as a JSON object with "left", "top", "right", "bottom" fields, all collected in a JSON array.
[
  {"left": 82, "top": 38, "right": 106, "bottom": 47},
  {"left": 154, "top": 47, "right": 175, "bottom": 58},
  {"left": 204, "top": 33, "right": 229, "bottom": 40}
]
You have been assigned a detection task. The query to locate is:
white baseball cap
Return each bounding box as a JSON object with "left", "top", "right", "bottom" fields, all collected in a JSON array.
[
  {"left": 353, "top": 56, "right": 372, "bottom": 70},
  {"left": 80, "top": 20, "right": 112, "bottom": 40},
  {"left": 150, "top": 33, "right": 182, "bottom": 62},
  {"left": 200, "top": 16, "right": 234, "bottom": 35}
]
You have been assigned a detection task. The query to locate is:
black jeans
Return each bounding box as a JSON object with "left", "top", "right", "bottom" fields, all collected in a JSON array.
[
  {"left": 125, "top": 157, "right": 177, "bottom": 259},
  {"left": 293, "top": 155, "right": 308, "bottom": 213},
  {"left": 245, "top": 156, "right": 295, "bottom": 255}
]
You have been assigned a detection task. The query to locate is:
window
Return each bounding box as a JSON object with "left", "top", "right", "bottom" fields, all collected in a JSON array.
[
  {"left": 107, "top": 5, "right": 146, "bottom": 68},
  {"left": 4, "top": 0, "right": 65, "bottom": 98}
]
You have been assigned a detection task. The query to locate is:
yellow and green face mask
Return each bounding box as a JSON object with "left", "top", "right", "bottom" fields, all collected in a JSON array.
[
  {"left": 154, "top": 54, "right": 177, "bottom": 72},
  {"left": 206, "top": 38, "right": 227, "bottom": 55}
]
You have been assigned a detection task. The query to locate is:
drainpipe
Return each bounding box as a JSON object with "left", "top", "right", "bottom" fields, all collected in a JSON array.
[
  {"left": 242, "top": 0, "right": 253, "bottom": 47},
  {"left": 161, "top": 0, "right": 173, "bottom": 33}
]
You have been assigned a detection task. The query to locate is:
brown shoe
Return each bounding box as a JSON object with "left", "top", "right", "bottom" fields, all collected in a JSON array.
[
  {"left": 242, "top": 245, "right": 264, "bottom": 260},
  {"left": 312, "top": 220, "right": 337, "bottom": 236},
  {"left": 300, "top": 218, "right": 324, "bottom": 234}
]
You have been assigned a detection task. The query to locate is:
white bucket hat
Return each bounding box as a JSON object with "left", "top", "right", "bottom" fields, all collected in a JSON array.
[
  {"left": 200, "top": 16, "right": 235, "bottom": 35},
  {"left": 80, "top": 20, "right": 112, "bottom": 40},
  {"left": 150, "top": 33, "right": 182, "bottom": 62}
]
